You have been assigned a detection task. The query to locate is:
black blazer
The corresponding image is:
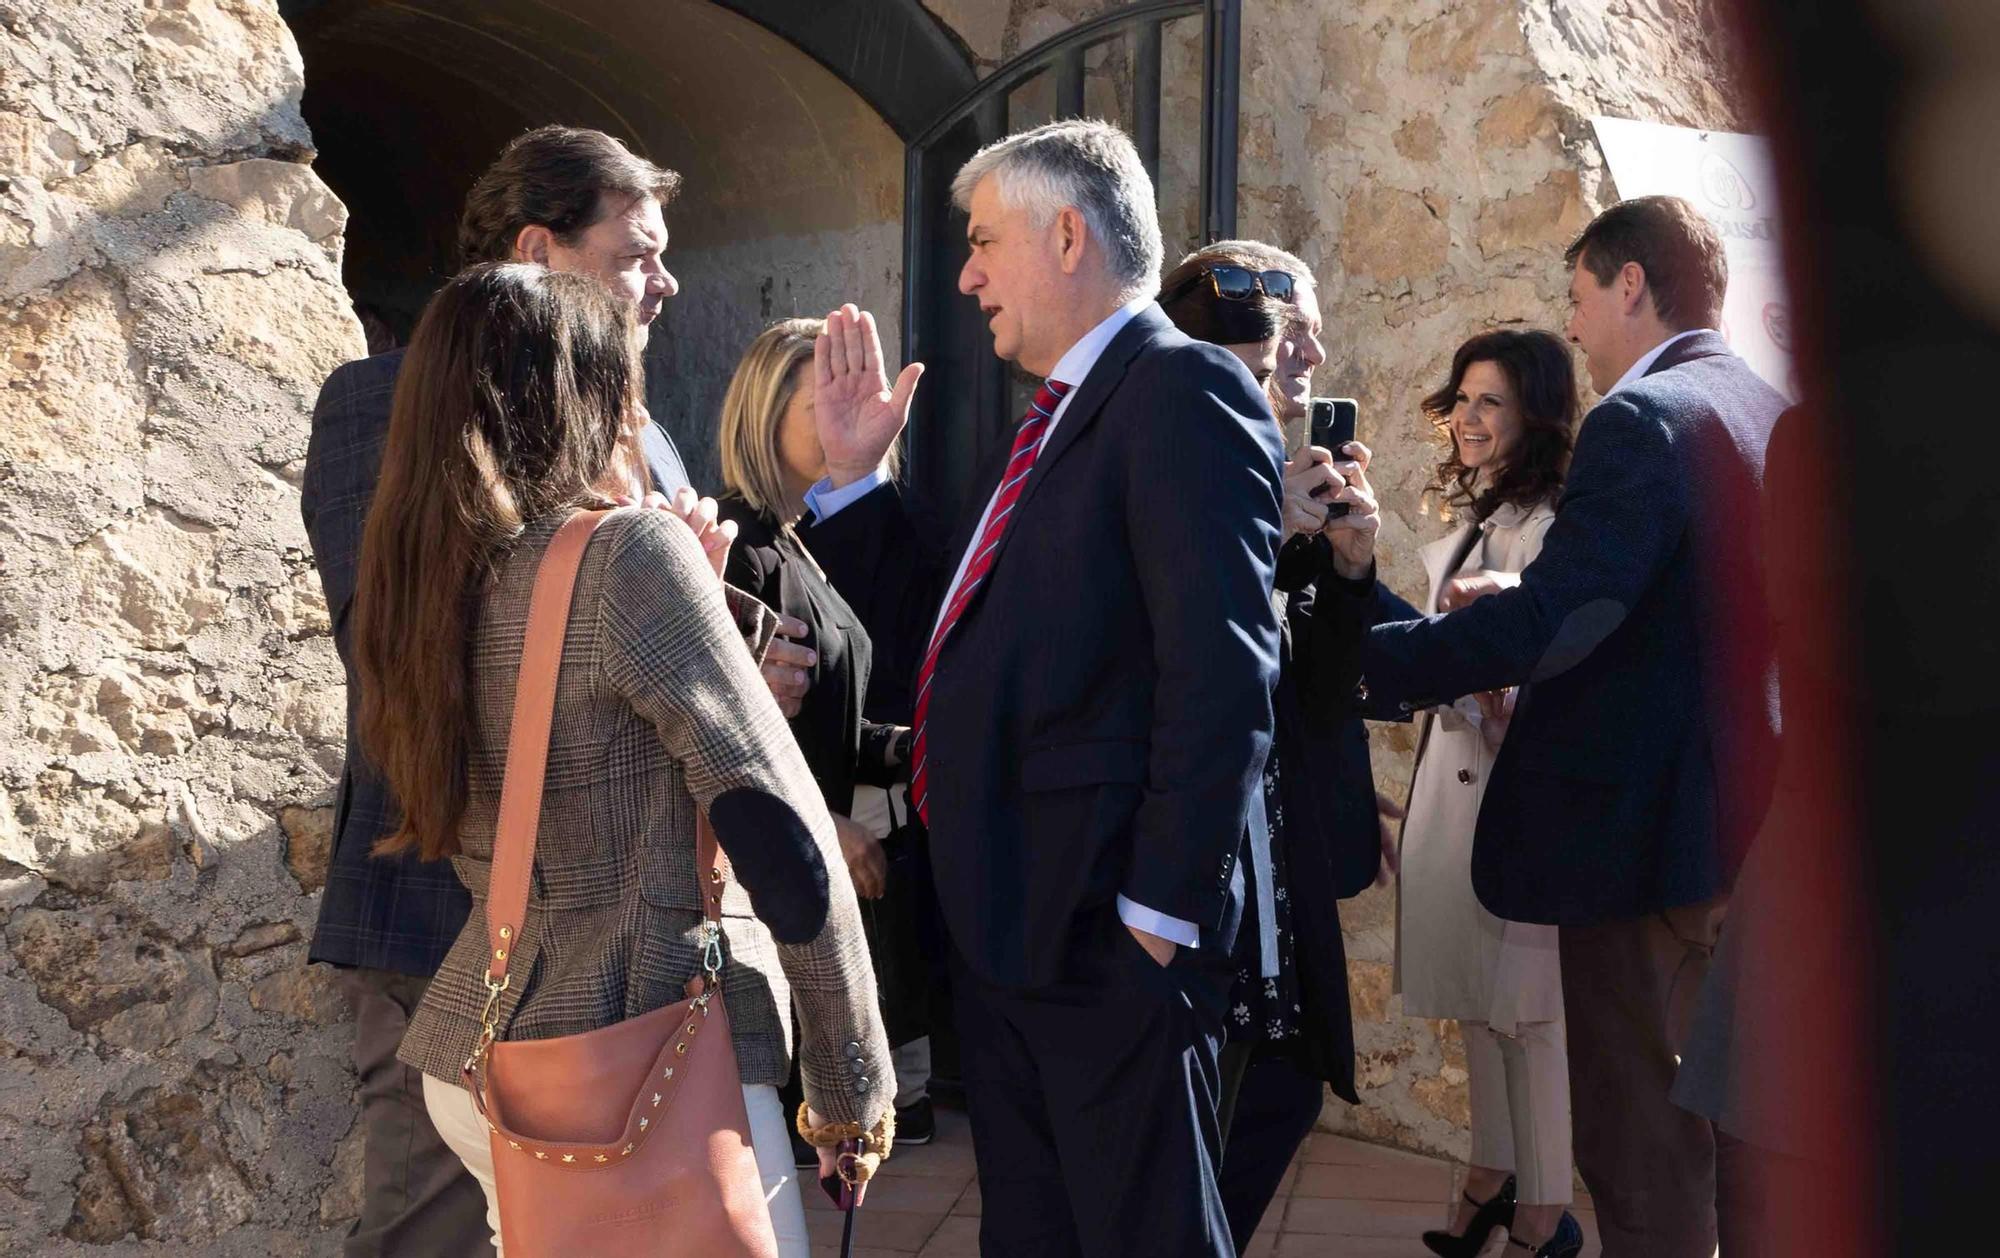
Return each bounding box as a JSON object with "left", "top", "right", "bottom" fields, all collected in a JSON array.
[
  {"left": 300, "top": 349, "right": 690, "bottom": 975},
  {"left": 918, "top": 304, "right": 1285, "bottom": 988},
  {"left": 1355, "top": 332, "right": 1784, "bottom": 925},
  {"left": 717, "top": 500, "right": 901, "bottom": 815}
]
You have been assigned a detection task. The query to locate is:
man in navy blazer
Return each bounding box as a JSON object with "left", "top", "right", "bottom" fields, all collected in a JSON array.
[
  {"left": 813, "top": 119, "right": 1335, "bottom": 1257},
  {"left": 1353, "top": 197, "right": 1784, "bottom": 1257}
]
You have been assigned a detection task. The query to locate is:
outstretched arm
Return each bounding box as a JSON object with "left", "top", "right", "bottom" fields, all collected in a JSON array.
[{"left": 1359, "top": 398, "right": 1689, "bottom": 710}]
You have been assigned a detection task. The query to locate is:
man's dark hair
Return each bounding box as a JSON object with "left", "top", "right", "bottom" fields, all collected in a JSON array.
[
  {"left": 457, "top": 126, "right": 682, "bottom": 267},
  {"left": 1563, "top": 195, "right": 1728, "bottom": 331}
]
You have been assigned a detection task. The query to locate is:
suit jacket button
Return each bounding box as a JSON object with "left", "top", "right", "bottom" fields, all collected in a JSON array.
[
  {"left": 1398, "top": 701, "right": 1413, "bottom": 713},
  {"left": 1457, "top": 768, "right": 1473, "bottom": 784},
  {"left": 850, "top": 1058, "right": 867, "bottom": 1074},
  {"left": 856, "top": 1076, "right": 870, "bottom": 1090},
  {"left": 845, "top": 1041, "right": 862, "bottom": 1057}
]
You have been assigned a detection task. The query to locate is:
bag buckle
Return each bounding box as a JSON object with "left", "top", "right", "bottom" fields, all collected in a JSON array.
[
  {"left": 465, "top": 970, "right": 510, "bottom": 1073},
  {"left": 691, "top": 921, "right": 724, "bottom": 1013}
]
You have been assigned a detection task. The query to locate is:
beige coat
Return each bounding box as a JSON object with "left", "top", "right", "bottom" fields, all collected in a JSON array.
[{"left": 1393, "top": 499, "right": 1564, "bottom": 1032}]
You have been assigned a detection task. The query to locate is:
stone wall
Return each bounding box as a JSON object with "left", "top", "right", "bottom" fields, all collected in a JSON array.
[
  {"left": 926, "top": 0, "right": 1747, "bottom": 1160},
  {"left": 0, "top": 0, "right": 1749, "bottom": 1249},
  {"left": 0, "top": 2, "right": 361, "bottom": 1253}
]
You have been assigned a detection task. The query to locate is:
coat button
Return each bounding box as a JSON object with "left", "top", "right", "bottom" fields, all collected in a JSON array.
[
  {"left": 1355, "top": 680, "right": 1371, "bottom": 702},
  {"left": 845, "top": 1041, "right": 862, "bottom": 1057},
  {"left": 1457, "top": 768, "right": 1473, "bottom": 784},
  {"left": 850, "top": 1058, "right": 867, "bottom": 1074},
  {"left": 856, "top": 1076, "right": 870, "bottom": 1090},
  {"left": 1398, "top": 701, "right": 1413, "bottom": 713}
]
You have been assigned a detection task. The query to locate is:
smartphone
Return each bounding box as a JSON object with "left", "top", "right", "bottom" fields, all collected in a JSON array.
[{"left": 1307, "top": 398, "right": 1358, "bottom": 519}]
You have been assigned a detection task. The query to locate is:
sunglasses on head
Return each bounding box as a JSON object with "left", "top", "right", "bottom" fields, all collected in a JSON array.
[{"left": 1164, "top": 264, "right": 1297, "bottom": 305}]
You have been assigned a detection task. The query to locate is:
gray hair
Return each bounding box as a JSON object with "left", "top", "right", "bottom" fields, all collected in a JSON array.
[{"left": 950, "top": 119, "right": 1163, "bottom": 298}]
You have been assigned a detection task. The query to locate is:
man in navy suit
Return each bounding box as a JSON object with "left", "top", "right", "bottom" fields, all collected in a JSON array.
[
  {"left": 807, "top": 119, "right": 1372, "bottom": 1257},
  {"left": 1353, "top": 196, "right": 1784, "bottom": 1257},
  {"left": 301, "top": 126, "right": 813, "bottom": 1256}
]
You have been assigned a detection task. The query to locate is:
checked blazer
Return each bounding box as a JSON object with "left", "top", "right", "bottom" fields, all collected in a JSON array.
[
  {"left": 301, "top": 349, "right": 690, "bottom": 976},
  {"left": 396, "top": 509, "right": 894, "bottom": 1125}
]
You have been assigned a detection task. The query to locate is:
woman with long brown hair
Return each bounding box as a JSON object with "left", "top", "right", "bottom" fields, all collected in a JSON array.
[
  {"left": 352, "top": 262, "right": 894, "bottom": 1255},
  {"left": 1396, "top": 328, "right": 1583, "bottom": 1258}
]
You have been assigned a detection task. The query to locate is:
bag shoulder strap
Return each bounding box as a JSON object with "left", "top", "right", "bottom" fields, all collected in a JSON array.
[{"left": 482, "top": 510, "right": 726, "bottom": 993}]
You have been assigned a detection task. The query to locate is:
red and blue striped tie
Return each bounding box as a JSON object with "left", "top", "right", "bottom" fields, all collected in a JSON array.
[{"left": 909, "top": 377, "right": 1071, "bottom": 823}]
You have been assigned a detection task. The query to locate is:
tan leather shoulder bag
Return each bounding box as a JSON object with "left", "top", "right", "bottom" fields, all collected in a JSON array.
[{"left": 460, "top": 509, "right": 779, "bottom": 1257}]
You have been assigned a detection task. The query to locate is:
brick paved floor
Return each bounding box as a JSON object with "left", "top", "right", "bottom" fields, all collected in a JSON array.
[{"left": 805, "top": 1107, "right": 1603, "bottom": 1257}]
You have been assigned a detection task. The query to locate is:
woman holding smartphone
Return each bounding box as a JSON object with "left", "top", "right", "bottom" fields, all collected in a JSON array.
[{"left": 1159, "top": 244, "right": 1384, "bottom": 1251}]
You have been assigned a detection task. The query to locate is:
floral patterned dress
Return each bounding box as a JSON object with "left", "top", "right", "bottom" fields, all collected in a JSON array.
[{"left": 1227, "top": 746, "right": 1302, "bottom": 1043}]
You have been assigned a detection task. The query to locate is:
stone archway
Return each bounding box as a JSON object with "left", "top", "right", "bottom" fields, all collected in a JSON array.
[{"left": 283, "top": 0, "right": 970, "bottom": 485}]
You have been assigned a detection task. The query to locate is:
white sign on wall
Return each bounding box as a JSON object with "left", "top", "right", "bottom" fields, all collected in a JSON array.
[{"left": 1590, "top": 116, "right": 1797, "bottom": 402}]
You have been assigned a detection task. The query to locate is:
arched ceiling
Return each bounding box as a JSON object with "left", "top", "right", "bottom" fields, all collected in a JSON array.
[{"left": 286, "top": 0, "right": 967, "bottom": 325}]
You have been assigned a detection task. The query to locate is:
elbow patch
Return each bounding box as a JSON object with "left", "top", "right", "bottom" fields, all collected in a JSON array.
[
  {"left": 708, "top": 787, "right": 830, "bottom": 944},
  {"left": 1532, "top": 598, "right": 1628, "bottom": 682}
]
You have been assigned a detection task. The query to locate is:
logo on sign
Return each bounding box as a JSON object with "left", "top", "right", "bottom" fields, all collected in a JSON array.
[{"left": 1698, "top": 150, "right": 1758, "bottom": 212}]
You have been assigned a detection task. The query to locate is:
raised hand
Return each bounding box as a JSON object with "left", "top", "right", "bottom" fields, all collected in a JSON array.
[{"left": 814, "top": 303, "right": 924, "bottom": 488}]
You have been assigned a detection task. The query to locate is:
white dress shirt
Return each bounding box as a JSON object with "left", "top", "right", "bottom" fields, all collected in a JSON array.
[
  {"left": 1605, "top": 328, "right": 1711, "bottom": 399},
  {"left": 927, "top": 295, "right": 1203, "bottom": 949}
]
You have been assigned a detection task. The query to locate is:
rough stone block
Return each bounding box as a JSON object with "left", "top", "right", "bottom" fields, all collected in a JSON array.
[
  {"left": 1340, "top": 185, "right": 1452, "bottom": 285},
  {"left": 1476, "top": 169, "right": 1589, "bottom": 259},
  {"left": 280, "top": 804, "right": 334, "bottom": 895}
]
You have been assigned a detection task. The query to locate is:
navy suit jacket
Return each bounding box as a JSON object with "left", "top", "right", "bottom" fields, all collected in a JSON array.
[
  {"left": 300, "top": 348, "right": 689, "bottom": 975},
  {"left": 1356, "top": 332, "right": 1784, "bottom": 925},
  {"left": 921, "top": 304, "right": 1285, "bottom": 988}
]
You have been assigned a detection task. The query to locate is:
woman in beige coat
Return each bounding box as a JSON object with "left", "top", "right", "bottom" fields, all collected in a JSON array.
[
  {"left": 1394, "top": 329, "right": 1583, "bottom": 1258},
  {"left": 351, "top": 264, "right": 895, "bottom": 1255}
]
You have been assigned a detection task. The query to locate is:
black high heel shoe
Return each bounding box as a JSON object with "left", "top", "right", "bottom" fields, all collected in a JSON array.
[
  {"left": 1421, "top": 1175, "right": 1516, "bottom": 1257},
  {"left": 1507, "top": 1211, "right": 1583, "bottom": 1258}
]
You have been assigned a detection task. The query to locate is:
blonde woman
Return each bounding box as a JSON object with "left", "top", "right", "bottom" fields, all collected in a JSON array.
[{"left": 714, "top": 315, "right": 935, "bottom": 1156}]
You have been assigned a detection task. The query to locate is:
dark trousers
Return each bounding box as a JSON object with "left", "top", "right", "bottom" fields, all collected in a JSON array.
[
  {"left": 952, "top": 920, "right": 1236, "bottom": 1257},
  {"left": 1216, "top": 1044, "right": 1324, "bottom": 1252},
  {"left": 1560, "top": 899, "right": 1757, "bottom": 1258},
  {"left": 336, "top": 968, "right": 493, "bottom": 1258}
]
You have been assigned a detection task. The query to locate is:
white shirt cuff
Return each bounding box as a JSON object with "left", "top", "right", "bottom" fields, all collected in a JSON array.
[
  {"left": 802, "top": 469, "right": 886, "bottom": 522},
  {"left": 1115, "top": 895, "right": 1201, "bottom": 948}
]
